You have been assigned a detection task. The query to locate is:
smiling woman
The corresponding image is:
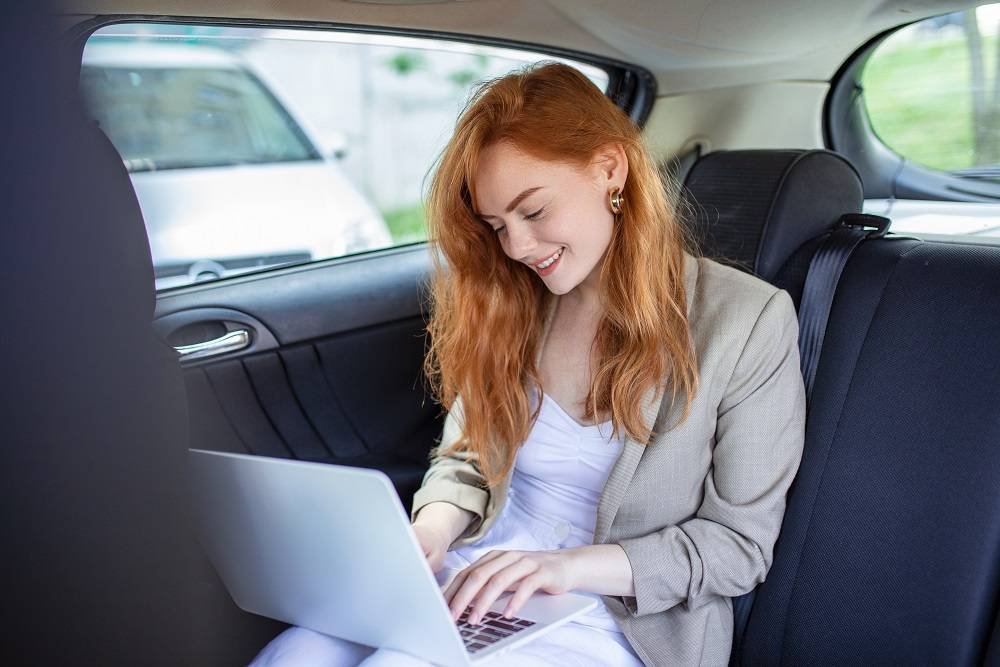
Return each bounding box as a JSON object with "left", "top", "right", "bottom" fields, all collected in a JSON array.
[
  {"left": 474, "top": 141, "right": 619, "bottom": 292},
  {"left": 422, "top": 63, "right": 700, "bottom": 491},
  {"left": 251, "top": 61, "right": 806, "bottom": 667}
]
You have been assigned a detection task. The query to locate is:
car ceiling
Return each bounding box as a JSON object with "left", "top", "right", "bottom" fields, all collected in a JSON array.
[{"left": 56, "top": 0, "right": 980, "bottom": 94}]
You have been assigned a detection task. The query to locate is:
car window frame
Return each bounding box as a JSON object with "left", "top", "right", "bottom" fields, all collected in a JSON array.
[
  {"left": 825, "top": 14, "right": 1000, "bottom": 205},
  {"left": 63, "top": 14, "right": 658, "bottom": 295}
]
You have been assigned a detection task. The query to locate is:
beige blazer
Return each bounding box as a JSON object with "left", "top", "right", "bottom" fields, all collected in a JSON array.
[{"left": 410, "top": 250, "right": 807, "bottom": 666}]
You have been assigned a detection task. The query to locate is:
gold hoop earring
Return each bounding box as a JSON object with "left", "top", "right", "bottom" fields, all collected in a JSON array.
[{"left": 609, "top": 187, "right": 624, "bottom": 215}]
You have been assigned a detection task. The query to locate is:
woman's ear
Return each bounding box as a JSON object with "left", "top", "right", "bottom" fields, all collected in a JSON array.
[{"left": 593, "top": 141, "right": 629, "bottom": 190}]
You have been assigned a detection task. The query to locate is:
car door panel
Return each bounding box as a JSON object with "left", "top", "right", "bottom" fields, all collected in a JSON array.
[
  {"left": 157, "top": 246, "right": 430, "bottom": 343},
  {"left": 154, "top": 246, "right": 440, "bottom": 510}
]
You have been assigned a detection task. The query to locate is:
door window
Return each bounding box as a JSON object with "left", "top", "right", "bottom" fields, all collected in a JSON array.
[{"left": 80, "top": 23, "right": 610, "bottom": 289}]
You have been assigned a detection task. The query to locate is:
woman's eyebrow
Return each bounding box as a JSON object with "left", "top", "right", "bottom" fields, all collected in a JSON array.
[{"left": 479, "top": 186, "right": 544, "bottom": 220}]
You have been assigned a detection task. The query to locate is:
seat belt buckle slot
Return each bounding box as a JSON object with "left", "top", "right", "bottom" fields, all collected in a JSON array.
[{"left": 837, "top": 213, "right": 890, "bottom": 239}]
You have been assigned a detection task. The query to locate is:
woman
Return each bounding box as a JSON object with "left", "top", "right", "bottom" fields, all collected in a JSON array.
[{"left": 252, "top": 62, "right": 805, "bottom": 666}]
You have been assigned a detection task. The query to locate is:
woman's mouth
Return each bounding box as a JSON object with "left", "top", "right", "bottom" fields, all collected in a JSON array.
[{"left": 534, "top": 247, "right": 564, "bottom": 276}]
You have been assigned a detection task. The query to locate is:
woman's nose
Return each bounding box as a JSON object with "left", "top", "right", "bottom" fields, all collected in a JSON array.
[{"left": 504, "top": 222, "right": 537, "bottom": 262}]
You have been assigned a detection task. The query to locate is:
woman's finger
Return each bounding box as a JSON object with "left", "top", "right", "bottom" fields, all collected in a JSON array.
[
  {"left": 443, "top": 549, "right": 510, "bottom": 605},
  {"left": 443, "top": 566, "right": 471, "bottom": 605},
  {"left": 465, "top": 558, "right": 538, "bottom": 625},
  {"left": 502, "top": 571, "right": 546, "bottom": 620},
  {"left": 447, "top": 551, "right": 523, "bottom": 622}
]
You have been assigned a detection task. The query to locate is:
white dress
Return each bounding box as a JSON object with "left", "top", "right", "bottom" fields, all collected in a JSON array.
[{"left": 250, "top": 385, "right": 645, "bottom": 666}]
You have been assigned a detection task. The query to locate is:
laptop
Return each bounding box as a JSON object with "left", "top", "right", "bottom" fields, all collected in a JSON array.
[{"left": 187, "top": 448, "right": 597, "bottom": 666}]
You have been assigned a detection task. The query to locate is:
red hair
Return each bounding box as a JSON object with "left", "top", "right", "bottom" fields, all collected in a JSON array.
[{"left": 422, "top": 62, "right": 699, "bottom": 488}]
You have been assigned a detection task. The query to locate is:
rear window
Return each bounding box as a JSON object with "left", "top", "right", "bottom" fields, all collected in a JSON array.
[
  {"left": 862, "top": 4, "right": 1000, "bottom": 176},
  {"left": 857, "top": 3, "right": 1000, "bottom": 238}
]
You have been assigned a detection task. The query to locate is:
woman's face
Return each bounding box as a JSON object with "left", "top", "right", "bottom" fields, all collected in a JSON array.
[{"left": 473, "top": 140, "right": 627, "bottom": 299}]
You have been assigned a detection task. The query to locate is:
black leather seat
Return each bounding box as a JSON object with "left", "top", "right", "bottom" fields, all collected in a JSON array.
[{"left": 683, "top": 149, "right": 1000, "bottom": 665}]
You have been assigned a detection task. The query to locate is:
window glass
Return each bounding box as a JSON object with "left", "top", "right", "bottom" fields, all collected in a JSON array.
[
  {"left": 80, "top": 24, "right": 610, "bottom": 290},
  {"left": 862, "top": 4, "right": 999, "bottom": 175},
  {"left": 81, "top": 60, "right": 318, "bottom": 171},
  {"left": 860, "top": 4, "right": 1000, "bottom": 237}
]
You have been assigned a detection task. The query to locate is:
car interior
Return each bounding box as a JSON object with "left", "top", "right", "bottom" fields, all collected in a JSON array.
[{"left": 4, "top": 0, "right": 999, "bottom": 665}]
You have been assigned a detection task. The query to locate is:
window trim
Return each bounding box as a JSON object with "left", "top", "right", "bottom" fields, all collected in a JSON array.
[{"left": 825, "top": 15, "right": 1000, "bottom": 204}]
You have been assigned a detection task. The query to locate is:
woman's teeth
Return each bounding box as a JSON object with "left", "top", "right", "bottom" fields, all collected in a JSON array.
[{"left": 536, "top": 247, "right": 563, "bottom": 269}]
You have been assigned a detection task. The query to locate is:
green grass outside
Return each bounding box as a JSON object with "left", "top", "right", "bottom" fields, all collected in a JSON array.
[
  {"left": 382, "top": 202, "right": 428, "bottom": 245},
  {"left": 862, "top": 31, "right": 998, "bottom": 171}
]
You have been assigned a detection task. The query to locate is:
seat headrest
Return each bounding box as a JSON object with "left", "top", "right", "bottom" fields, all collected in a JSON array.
[{"left": 681, "top": 149, "right": 864, "bottom": 282}]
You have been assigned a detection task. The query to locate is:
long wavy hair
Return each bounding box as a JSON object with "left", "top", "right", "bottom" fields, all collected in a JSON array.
[{"left": 422, "top": 61, "right": 700, "bottom": 489}]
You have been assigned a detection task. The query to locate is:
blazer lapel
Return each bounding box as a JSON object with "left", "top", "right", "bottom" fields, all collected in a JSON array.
[{"left": 593, "top": 250, "right": 699, "bottom": 544}]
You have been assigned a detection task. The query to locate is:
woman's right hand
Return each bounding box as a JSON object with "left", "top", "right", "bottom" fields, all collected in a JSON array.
[{"left": 412, "top": 522, "right": 452, "bottom": 573}]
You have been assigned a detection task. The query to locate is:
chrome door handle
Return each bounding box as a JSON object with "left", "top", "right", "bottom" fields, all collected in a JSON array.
[{"left": 174, "top": 329, "right": 251, "bottom": 361}]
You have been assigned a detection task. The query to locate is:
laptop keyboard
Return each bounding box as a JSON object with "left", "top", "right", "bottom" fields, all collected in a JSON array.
[{"left": 456, "top": 609, "right": 535, "bottom": 654}]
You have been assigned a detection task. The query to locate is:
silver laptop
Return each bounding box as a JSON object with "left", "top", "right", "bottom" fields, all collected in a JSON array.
[{"left": 187, "top": 448, "right": 597, "bottom": 666}]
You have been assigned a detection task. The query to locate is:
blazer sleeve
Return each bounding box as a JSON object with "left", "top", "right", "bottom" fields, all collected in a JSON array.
[
  {"left": 409, "top": 394, "right": 492, "bottom": 549},
  {"left": 615, "top": 288, "right": 807, "bottom": 617}
]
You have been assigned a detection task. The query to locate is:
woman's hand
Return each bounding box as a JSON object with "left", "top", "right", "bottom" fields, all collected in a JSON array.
[
  {"left": 443, "top": 549, "right": 576, "bottom": 625},
  {"left": 412, "top": 522, "right": 452, "bottom": 573}
]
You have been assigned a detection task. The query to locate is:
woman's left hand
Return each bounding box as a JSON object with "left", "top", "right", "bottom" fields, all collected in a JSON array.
[{"left": 443, "top": 549, "right": 577, "bottom": 625}]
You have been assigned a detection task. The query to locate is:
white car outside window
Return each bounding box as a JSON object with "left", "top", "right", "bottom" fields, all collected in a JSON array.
[{"left": 81, "top": 40, "right": 392, "bottom": 290}]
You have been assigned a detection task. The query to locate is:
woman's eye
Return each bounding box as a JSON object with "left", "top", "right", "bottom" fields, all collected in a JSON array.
[
  {"left": 524, "top": 207, "right": 545, "bottom": 221},
  {"left": 494, "top": 225, "right": 506, "bottom": 236}
]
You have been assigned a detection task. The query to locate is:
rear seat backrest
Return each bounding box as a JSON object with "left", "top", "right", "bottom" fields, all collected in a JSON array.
[
  {"left": 682, "top": 149, "right": 1000, "bottom": 664},
  {"left": 749, "top": 238, "right": 1000, "bottom": 664}
]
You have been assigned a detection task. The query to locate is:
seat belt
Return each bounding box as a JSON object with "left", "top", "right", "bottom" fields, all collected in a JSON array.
[
  {"left": 797, "top": 213, "right": 891, "bottom": 405},
  {"left": 729, "top": 212, "right": 890, "bottom": 664}
]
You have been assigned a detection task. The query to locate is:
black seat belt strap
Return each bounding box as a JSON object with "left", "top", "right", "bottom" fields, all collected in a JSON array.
[{"left": 797, "top": 213, "right": 890, "bottom": 405}]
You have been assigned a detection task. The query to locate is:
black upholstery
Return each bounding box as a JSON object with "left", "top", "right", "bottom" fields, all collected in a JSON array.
[
  {"left": 682, "top": 149, "right": 864, "bottom": 281},
  {"left": 682, "top": 149, "right": 1000, "bottom": 665},
  {"left": 986, "top": 612, "right": 1000, "bottom": 665},
  {"left": 748, "top": 238, "right": 1000, "bottom": 664},
  {"left": 4, "top": 17, "right": 183, "bottom": 661},
  {"left": 1, "top": 18, "right": 285, "bottom": 663},
  {"left": 183, "top": 317, "right": 441, "bottom": 511}
]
